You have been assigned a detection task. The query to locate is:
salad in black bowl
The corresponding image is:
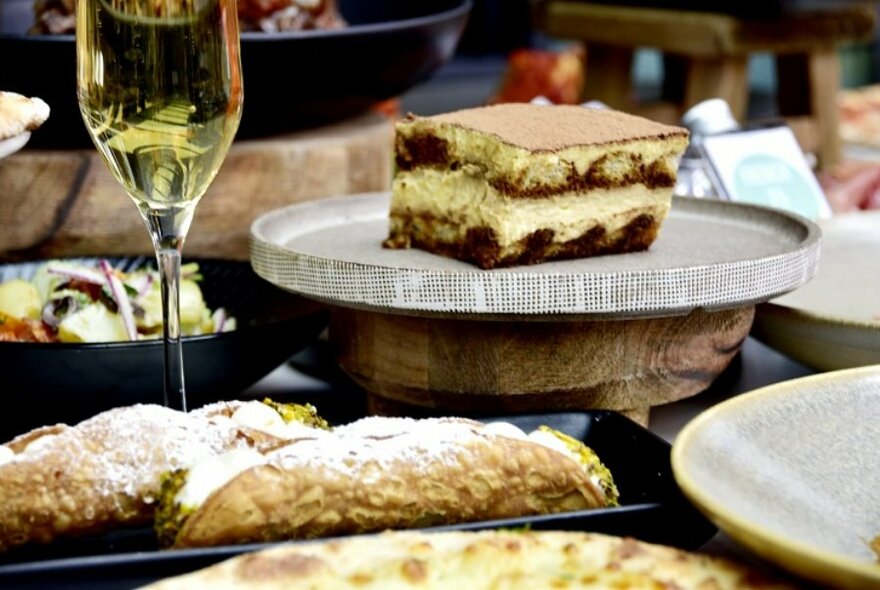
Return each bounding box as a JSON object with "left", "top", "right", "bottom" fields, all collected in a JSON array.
[{"left": 0, "top": 256, "right": 327, "bottom": 440}]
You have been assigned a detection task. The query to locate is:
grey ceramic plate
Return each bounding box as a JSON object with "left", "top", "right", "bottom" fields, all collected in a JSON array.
[
  {"left": 250, "top": 192, "right": 820, "bottom": 318},
  {"left": 752, "top": 211, "right": 880, "bottom": 370},
  {"left": 672, "top": 366, "right": 880, "bottom": 589}
]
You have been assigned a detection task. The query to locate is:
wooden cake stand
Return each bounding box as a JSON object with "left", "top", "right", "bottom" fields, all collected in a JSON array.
[{"left": 250, "top": 192, "right": 821, "bottom": 425}]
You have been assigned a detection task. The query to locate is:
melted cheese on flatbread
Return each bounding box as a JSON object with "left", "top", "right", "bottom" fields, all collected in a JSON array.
[{"left": 141, "top": 529, "right": 797, "bottom": 589}]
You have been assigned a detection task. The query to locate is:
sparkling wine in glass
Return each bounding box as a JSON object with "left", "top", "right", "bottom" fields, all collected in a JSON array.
[{"left": 76, "top": 0, "right": 243, "bottom": 411}]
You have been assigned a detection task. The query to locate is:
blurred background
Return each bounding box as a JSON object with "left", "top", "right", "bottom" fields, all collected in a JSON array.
[{"left": 403, "top": 0, "right": 880, "bottom": 120}]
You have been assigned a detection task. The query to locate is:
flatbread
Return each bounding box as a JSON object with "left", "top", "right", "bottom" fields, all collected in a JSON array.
[
  {"left": 141, "top": 529, "right": 797, "bottom": 589},
  {"left": 0, "top": 91, "right": 50, "bottom": 140}
]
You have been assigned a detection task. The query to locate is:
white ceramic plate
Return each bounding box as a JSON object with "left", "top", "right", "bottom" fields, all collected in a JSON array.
[
  {"left": 752, "top": 211, "right": 880, "bottom": 370},
  {"left": 672, "top": 366, "right": 880, "bottom": 589},
  {"left": 250, "top": 192, "right": 820, "bottom": 318}
]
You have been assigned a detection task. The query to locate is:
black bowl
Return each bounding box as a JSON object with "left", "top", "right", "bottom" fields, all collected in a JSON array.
[
  {"left": 0, "top": 0, "right": 471, "bottom": 149},
  {"left": 0, "top": 256, "right": 328, "bottom": 440}
]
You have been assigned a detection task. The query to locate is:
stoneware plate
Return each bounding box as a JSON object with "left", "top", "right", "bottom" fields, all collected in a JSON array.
[
  {"left": 250, "top": 192, "right": 821, "bottom": 319},
  {"left": 751, "top": 210, "right": 880, "bottom": 370},
  {"left": 672, "top": 366, "right": 880, "bottom": 589}
]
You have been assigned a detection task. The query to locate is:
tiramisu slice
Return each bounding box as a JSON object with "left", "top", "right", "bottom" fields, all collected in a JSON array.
[{"left": 383, "top": 103, "right": 689, "bottom": 269}]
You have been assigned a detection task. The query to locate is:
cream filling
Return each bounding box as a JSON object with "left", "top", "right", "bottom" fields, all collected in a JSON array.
[
  {"left": 0, "top": 434, "right": 61, "bottom": 466},
  {"left": 482, "top": 422, "right": 573, "bottom": 460},
  {"left": 227, "top": 402, "right": 323, "bottom": 440},
  {"left": 398, "top": 122, "right": 687, "bottom": 190},
  {"left": 24, "top": 434, "right": 57, "bottom": 454},
  {"left": 0, "top": 445, "right": 13, "bottom": 466},
  {"left": 391, "top": 169, "right": 672, "bottom": 246},
  {"left": 177, "top": 403, "right": 328, "bottom": 509},
  {"left": 481, "top": 422, "right": 605, "bottom": 494},
  {"left": 175, "top": 448, "right": 267, "bottom": 509}
]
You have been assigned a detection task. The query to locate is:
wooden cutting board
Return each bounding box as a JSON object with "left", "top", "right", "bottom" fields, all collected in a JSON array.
[{"left": 0, "top": 112, "right": 393, "bottom": 262}]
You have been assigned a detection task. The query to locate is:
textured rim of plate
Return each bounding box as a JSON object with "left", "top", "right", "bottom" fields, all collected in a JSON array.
[
  {"left": 754, "top": 301, "right": 880, "bottom": 367},
  {"left": 250, "top": 192, "right": 821, "bottom": 318},
  {"left": 757, "top": 210, "right": 880, "bottom": 331},
  {"left": 752, "top": 210, "right": 880, "bottom": 369},
  {"left": 671, "top": 366, "right": 880, "bottom": 588},
  {"left": 759, "top": 300, "right": 880, "bottom": 332}
]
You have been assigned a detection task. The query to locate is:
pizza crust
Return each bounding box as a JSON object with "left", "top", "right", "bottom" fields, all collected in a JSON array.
[
  {"left": 0, "top": 91, "right": 50, "bottom": 140},
  {"left": 141, "top": 529, "right": 798, "bottom": 589}
]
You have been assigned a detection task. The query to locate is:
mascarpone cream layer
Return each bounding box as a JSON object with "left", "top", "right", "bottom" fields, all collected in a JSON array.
[
  {"left": 391, "top": 169, "right": 672, "bottom": 247},
  {"left": 397, "top": 123, "right": 688, "bottom": 191}
]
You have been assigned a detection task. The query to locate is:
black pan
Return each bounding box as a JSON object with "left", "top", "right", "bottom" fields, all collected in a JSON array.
[{"left": 0, "top": 0, "right": 471, "bottom": 149}]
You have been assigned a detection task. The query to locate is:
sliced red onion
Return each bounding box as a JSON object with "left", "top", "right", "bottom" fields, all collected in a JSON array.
[
  {"left": 98, "top": 259, "right": 138, "bottom": 341},
  {"left": 41, "top": 296, "right": 79, "bottom": 330},
  {"left": 212, "top": 307, "right": 227, "bottom": 333},
  {"left": 46, "top": 264, "right": 105, "bottom": 285}
]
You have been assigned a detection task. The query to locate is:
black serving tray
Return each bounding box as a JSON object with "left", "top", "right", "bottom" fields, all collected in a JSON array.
[{"left": 0, "top": 409, "right": 716, "bottom": 589}]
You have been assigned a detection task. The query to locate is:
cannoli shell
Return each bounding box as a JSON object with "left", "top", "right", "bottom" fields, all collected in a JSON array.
[{"left": 174, "top": 418, "right": 607, "bottom": 548}]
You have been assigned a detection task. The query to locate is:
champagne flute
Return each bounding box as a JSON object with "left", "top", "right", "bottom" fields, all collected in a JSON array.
[{"left": 76, "top": 0, "right": 243, "bottom": 411}]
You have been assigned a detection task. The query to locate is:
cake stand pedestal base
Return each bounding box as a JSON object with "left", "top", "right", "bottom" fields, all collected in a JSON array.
[{"left": 330, "top": 304, "right": 755, "bottom": 426}]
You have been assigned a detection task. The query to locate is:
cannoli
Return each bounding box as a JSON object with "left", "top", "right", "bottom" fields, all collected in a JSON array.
[
  {"left": 0, "top": 399, "right": 328, "bottom": 553},
  {"left": 156, "top": 417, "right": 618, "bottom": 548}
]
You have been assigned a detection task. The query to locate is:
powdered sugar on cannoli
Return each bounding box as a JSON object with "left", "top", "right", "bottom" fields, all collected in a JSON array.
[
  {"left": 7, "top": 404, "right": 267, "bottom": 500},
  {"left": 0, "top": 446, "right": 13, "bottom": 466},
  {"left": 290, "top": 417, "right": 506, "bottom": 475}
]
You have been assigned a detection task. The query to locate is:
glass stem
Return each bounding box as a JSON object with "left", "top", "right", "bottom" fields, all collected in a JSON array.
[
  {"left": 157, "top": 245, "right": 186, "bottom": 412},
  {"left": 143, "top": 202, "right": 195, "bottom": 414}
]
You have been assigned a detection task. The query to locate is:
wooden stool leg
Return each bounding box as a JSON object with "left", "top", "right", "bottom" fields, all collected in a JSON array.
[
  {"left": 583, "top": 43, "right": 635, "bottom": 109},
  {"left": 777, "top": 51, "right": 842, "bottom": 170},
  {"left": 683, "top": 55, "right": 749, "bottom": 121}
]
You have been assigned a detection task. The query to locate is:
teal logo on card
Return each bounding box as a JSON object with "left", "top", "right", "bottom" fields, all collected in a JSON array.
[{"left": 731, "top": 154, "right": 824, "bottom": 219}]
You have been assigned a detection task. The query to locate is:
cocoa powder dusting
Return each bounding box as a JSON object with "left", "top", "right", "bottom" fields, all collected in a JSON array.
[{"left": 420, "top": 103, "right": 688, "bottom": 151}]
